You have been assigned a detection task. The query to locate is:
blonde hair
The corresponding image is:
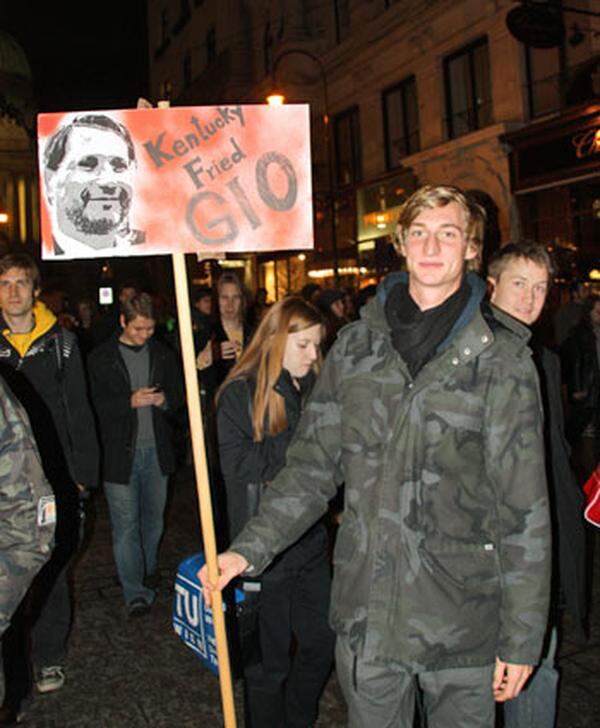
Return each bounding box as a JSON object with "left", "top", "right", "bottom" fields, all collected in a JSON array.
[
  {"left": 218, "top": 297, "right": 323, "bottom": 441},
  {"left": 395, "top": 185, "right": 486, "bottom": 272}
]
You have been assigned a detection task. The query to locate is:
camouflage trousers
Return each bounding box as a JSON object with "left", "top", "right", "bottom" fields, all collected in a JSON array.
[{"left": 335, "top": 637, "right": 495, "bottom": 728}]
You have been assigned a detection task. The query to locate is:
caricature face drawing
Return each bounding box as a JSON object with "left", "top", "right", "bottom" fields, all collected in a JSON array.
[{"left": 44, "top": 117, "right": 139, "bottom": 251}]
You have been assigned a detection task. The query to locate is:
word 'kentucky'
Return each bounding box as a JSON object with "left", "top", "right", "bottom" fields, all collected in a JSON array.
[{"left": 143, "top": 106, "right": 245, "bottom": 169}]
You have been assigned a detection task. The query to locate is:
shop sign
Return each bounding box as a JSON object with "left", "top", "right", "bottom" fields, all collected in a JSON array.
[
  {"left": 506, "top": 4, "right": 564, "bottom": 49},
  {"left": 507, "top": 112, "right": 600, "bottom": 191},
  {"left": 572, "top": 127, "right": 600, "bottom": 159}
]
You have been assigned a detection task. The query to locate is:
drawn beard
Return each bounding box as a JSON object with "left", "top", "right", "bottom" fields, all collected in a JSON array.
[{"left": 65, "top": 187, "right": 131, "bottom": 236}]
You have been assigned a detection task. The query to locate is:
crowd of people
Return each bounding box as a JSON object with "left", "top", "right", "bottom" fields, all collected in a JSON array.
[{"left": 0, "top": 183, "right": 597, "bottom": 727}]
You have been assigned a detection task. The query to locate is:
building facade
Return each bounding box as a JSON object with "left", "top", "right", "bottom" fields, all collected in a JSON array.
[
  {"left": 148, "top": 0, "right": 600, "bottom": 296},
  {"left": 0, "top": 30, "right": 39, "bottom": 255}
]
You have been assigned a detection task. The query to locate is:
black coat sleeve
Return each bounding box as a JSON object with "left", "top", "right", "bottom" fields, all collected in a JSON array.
[
  {"left": 87, "top": 347, "right": 132, "bottom": 441},
  {"left": 62, "top": 334, "right": 99, "bottom": 489},
  {"left": 541, "top": 348, "right": 588, "bottom": 633},
  {"left": 160, "top": 346, "right": 184, "bottom": 418},
  {"left": 217, "top": 379, "right": 285, "bottom": 539}
]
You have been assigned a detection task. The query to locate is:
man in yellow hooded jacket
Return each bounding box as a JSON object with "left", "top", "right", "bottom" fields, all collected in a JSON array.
[{"left": 0, "top": 253, "right": 98, "bottom": 712}]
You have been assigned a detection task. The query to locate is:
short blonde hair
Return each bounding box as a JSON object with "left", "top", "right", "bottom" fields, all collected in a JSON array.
[
  {"left": 395, "top": 185, "right": 486, "bottom": 272},
  {"left": 487, "top": 241, "right": 554, "bottom": 282}
]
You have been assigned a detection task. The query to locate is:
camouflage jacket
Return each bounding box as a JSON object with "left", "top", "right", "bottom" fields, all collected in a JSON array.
[
  {"left": 0, "top": 375, "right": 55, "bottom": 636},
  {"left": 231, "top": 273, "right": 551, "bottom": 670}
]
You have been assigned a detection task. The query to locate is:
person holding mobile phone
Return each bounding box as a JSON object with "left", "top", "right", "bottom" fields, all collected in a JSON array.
[{"left": 88, "top": 293, "right": 183, "bottom": 617}]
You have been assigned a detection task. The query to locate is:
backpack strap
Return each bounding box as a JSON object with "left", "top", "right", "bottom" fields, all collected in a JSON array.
[{"left": 53, "top": 328, "right": 75, "bottom": 377}]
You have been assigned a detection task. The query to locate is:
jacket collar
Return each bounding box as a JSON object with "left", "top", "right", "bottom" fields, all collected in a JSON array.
[
  {"left": 360, "top": 273, "right": 532, "bottom": 370},
  {"left": 273, "top": 368, "right": 314, "bottom": 401},
  {"left": 488, "top": 302, "right": 532, "bottom": 343},
  {"left": 364, "top": 271, "right": 485, "bottom": 338}
]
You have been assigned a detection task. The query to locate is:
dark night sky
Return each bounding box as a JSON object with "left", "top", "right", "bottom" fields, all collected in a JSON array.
[{"left": 1, "top": 0, "right": 148, "bottom": 113}]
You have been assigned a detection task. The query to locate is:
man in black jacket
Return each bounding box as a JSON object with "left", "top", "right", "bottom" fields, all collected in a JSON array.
[
  {"left": 0, "top": 252, "right": 98, "bottom": 700},
  {"left": 88, "top": 293, "right": 183, "bottom": 616},
  {"left": 488, "top": 242, "right": 587, "bottom": 728}
]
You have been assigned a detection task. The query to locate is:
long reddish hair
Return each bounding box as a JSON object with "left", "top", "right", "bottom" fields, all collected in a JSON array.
[{"left": 218, "top": 296, "right": 323, "bottom": 441}]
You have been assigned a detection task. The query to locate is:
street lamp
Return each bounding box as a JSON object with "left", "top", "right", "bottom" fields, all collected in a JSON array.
[
  {"left": 266, "top": 48, "right": 339, "bottom": 284},
  {"left": 266, "top": 93, "right": 285, "bottom": 106}
]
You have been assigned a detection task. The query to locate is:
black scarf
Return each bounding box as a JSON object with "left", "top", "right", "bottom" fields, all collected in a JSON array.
[{"left": 385, "top": 277, "right": 471, "bottom": 377}]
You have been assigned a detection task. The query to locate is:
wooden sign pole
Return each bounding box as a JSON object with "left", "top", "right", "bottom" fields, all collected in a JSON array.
[
  {"left": 150, "top": 98, "right": 236, "bottom": 727},
  {"left": 171, "top": 251, "right": 237, "bottom": 727}
]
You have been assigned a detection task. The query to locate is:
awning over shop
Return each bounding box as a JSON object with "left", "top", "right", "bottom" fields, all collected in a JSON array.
[{"left": 502, "top": 103, "right": 600, "bottom": 194}]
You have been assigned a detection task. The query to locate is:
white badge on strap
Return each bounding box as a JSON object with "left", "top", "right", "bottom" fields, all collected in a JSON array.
[{"left": 37, "top": 495, "right": 57, "bottom": 527}]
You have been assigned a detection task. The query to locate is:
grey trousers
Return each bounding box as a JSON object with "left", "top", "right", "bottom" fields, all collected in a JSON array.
[{"left": 335, "top": 637, "right": 495, "bottom": 728}]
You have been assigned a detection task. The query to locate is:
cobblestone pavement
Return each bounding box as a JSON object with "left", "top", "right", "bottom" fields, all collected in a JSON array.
[{"left": 18, "top": 467, "right": 600, "bottom": 726}]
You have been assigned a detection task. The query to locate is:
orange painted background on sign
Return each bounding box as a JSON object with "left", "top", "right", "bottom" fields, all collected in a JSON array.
[{"left": 37, "top": 105, "right": 313, "bottom": 260}]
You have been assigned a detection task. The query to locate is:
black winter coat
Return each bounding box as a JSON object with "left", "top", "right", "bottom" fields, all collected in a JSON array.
[
  {"left": 535, "top": 344, "right": 587, "bottom": 636},
  {"left": 560, "top": 321, "right": 600, "bottom": 441},
  {"left": 0, "top": 320, "right": 98, "bottom": 489},
  {"left": 0, "top": 319, "right": 99, "bottom": 559},
  {"left": 217, "top": 370, "right": 328, "bottom": 573},
  {"left": 88, "top": 336, "right": 184, "bottom": 484}
]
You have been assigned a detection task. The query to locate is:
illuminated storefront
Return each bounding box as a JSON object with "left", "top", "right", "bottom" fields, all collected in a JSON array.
[
  {"left": 503, "top": 103, "right": 600, "bottom": 285},
  {"left": 356, "top": 169, "right": 417, "bottom": 284}
]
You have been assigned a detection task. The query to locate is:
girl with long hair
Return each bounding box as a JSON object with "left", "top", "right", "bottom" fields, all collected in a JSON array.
[{"left": 217, "top": 296, "right": 334, "bottom": 728}]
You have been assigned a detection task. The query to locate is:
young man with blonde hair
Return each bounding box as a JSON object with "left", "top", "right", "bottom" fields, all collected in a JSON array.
[
  {"left": 488, "top": 241, "right": 587, "bottom": 728},
  {"left": 201, "top": 185, "right": 551, "bottom": 727}
]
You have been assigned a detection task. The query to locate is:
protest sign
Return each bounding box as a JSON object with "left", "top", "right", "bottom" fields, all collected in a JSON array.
[
  {"left": 37, "top": 99, "right": 312, "bottom": 727},
  {"left": 37, "top": 105, "right": 313, "bottom": 260},
  {"left": 173, "top": 553, "right": 246, "bottom": 677},
  {"left": 174, "top": 553, "right": 221, "bottom": 676}
]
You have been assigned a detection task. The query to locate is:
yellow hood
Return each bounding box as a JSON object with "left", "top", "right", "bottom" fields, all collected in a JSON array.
[{"left": 3, "top": 301, "right": 57, "bottom": 358}]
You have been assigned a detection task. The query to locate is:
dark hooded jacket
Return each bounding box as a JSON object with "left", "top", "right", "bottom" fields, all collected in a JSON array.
[
  {"left": 0, "top": 302, "right": 98, "bottom": 560},
  {"left": 0, "top": 303, "right": 99, "bottom": 490}
]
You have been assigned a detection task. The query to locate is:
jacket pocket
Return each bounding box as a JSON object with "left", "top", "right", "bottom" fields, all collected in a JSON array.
[
  {"left": 421, "top": 541, "right": 500, "bottom": 593},
  {"left": 412, "top": 542, "right": 501, "bottom": 661}
]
